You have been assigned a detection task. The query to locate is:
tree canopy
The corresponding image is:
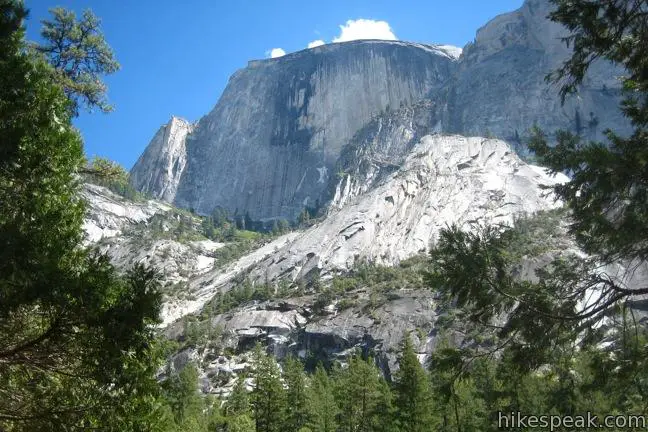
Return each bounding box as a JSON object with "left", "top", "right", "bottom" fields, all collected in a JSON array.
[
  {"left": 0, "top": 1, "right": 164, "bottom": 429},
  {"left": 35, "top": 6, "right": 119, "bottom": 114}
]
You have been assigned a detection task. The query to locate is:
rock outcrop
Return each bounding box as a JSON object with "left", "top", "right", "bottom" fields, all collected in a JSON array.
[
  {"left": 130, "top": 117, "right": 194, "bottom": 202},
  {"left": 444, "top": 0, "right": 629, "bottom": 149},
  {"left": 130, "top": 0, "right": 628, "bottom": 222},
  {"left": 164, "top": 289, "right": 440, "bottom": 393},
  {"left": 81, "top": 183, "right": 172, "bottom": 243},
  {"left": 82, "top": 183, "right": 224, "bottom": 294},
  {"left": 131, "top": 41, "right": 459, "bottom": 221},
  {"left": 159, "top": 135, "right": 569, "bottom": 325},
  {"left": 253, "top": 134, "right": 568, "bottom": 279}
]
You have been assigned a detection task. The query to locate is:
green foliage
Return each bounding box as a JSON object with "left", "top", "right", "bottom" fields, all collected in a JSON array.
[
  {"left": 35, "top": 6, "right": 119, "bottom": 114},
  {"left": 314, "top": 255, "right": 429, "bottom": 316},
  {"left": 201, "top": 207, "right": 291, "bottom": 243},
  {"left": 306, "top": 365, "right": 339, "bottom": 432},
  {"left": 0, "top": 4, "right": 165, "bottom": 429},
  {"left": 251, "top": 344, "right": 287, "bottom": 432},
  {"left": 202, "top": 224, "right": 282, "bottom": 269},
  {"left": 119, "top": 207, "right": 207, "bottom": 257},
  {"left": 225, "top": 414, "right": 255, "bottom": 432},
  {"left": 393, "top": 335, "right": 437, "bottom": 432},
  {"left": 529, "top": 125, "right": 648, "bottom": 265},
  {"left": 500, "top": 208, "right": 569, "bottom": 261},
  {"left": 284, "top": 356, "right": 309, "bottom": 431},
  {"left": 159, "top": 319, "right": 648, "bottom": 431},
  {"left": 295, "top": 201, "right": 325, "bottom": 229},
  {"left": 225, "top": 374, "right": 252, "bottom": 417},
  {"left": 84, "top": 155, "right": 147, "bottom": 201},
  {"left": 334, "top": 353, "right": 392, "bottom": 432},
  {"left": 298, "top": 207, "right": 312, "bottom": 225},
  {"left": 533, "top": 0, "right": 648, "bottom": 265},
  {"left": 161, "top": 364, "right": 207, "bottom": 430},
  {"left": 428, "top": 218, "right": 605, "bottom": 369},
  {"left": 212, "top": 240, "right": 257, "bottom": 267},
  {"left": 271, "top": 218, "right": 291, "bottom": 235},
  {"left": 234, "top": 229, "right": 262, "bottom": 241},
  {"left": 182, "top": 319, "right": 224, "bottom": 350},
  {"left": 201, "top": 278, "right": 278, "bottom": 319}
]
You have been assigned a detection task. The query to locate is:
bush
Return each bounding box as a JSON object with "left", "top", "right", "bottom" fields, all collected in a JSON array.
[
  {"left": 501, "top": 208, "right": 569, "bottom": 261},
  {"left": 84, "top": 156, "right": 147, "bottom": 201}
]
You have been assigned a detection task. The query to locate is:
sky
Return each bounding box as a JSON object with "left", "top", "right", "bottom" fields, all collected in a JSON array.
[{"left": 24, "top": 0, "right": 523, "bottom": 169}]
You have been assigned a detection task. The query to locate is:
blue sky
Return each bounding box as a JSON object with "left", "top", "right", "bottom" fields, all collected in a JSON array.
[{"left": 25, "top": 0, "right": 523, "bottom": 169}]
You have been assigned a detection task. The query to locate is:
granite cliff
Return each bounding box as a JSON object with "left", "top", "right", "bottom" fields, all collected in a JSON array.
[
  {"left": 84, "top": 137, "right": 648, "bottom": 392},
  {"left": 157, "top": 134, "right": 569, "bottom": 325},
  {"left": 444, "top": 0, "right": 628, "bottom": 149},
  {"left": 129, "top": 117, "right": 194, "bottom": 203},
  {"left": 130, "top": 0, "right": 628, "bottom": 222},
  {"left": 83, "top": 134, "right": 580, "bottom": 390},
  {"left": 131, "top": 41, "right": 458, "bottom": 221}
]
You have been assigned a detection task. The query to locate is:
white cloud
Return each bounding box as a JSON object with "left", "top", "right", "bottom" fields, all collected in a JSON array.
[
  {"left": 267, "top": 48, "right": 286, "bottom": 58},
  {"left": 332, "top": 19, "right": 397, "bottom": 43},
  {"left": 308, "top": 39, "right": 325, "bottom": 49},
  {"left": 265, "top": 19, "right": 396, "bottom": 59}
]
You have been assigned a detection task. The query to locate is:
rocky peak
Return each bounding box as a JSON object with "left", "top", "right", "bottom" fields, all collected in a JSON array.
[
  {"left": 130, "top": 40, "right": 458, "bottom": 221},
  {"left": 130, "top": 0, "right": 628, "bottom": 223},
  {"left": 447, "top": 0, "right": 628, "bottom": 145},
  {"left": 130, "top": 116, "right": 194, "bottom": 203},
  {"left": 469, "top": 0, "right": 567, "bottom": 62}
]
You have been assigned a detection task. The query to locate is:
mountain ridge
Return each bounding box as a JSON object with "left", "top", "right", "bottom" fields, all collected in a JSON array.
[
  {"left": 130, "top": 39, "right": 459, "bottom": 219},
  {"left": 130, "top": 0, "right": 628, "bottom": 223}
]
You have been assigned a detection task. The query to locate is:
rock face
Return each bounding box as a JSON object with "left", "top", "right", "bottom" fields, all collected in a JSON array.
[
  {"left": 444, "top": 0, "right": 629, "bottom": 149},
  {"left": 252, "top": 135, "right": 568, "bottom": 279},
  {"left": 130, "top": 117, "right": 194, "bottom": 202},
  {"left": 131, "top": 41, "right": 459, "bottom": 221},
  {"left": 130, "top": 0, "right": 628, "bottom": 222},
  {"left": 82, "top": 183, "right": 224, "bottom": 297},
  {"left": 159, "top": 135, "right": 568, "bottom": 325},
  {"left": 170, "top": 289, "right": 440, "bottom": 393},
  {"left": 81, "top": 183, "right": 172, "bottom": 243}
]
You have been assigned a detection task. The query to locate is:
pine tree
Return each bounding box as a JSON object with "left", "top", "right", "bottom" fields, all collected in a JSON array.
[
  {"left": 306, "top": 365, "right": 338, "bottom": 432},
  {"left": 222, "top": 374, "right": 255, "bottom": 432},
  {"left": 393, "top": 335, "right": 437, "bottom": 432},
  {"left": 251, "top": 344, "right": 287, "bottom": 432},
  {"left": 372, "top": 377, "right": 398, "bottom": 432},
  {"left": 226, "top": 373, "right": 252, "bottom": 417},
  {"left": 0, "top": 3, "right": 164, "bottom": 429},
  {"left": 278, "top": 219, "right": 290, "bottom": 233},
  {"left": 161, "top": 364, "right": 208, "bottom": 431},
  {"left": 335, "top": 354, "right": 386, "bottom": 432},
  {"left": 226, "top": 414, "right": 255, "bottom": 432},
  {"left": 283, "top": 356, "right": 309, "bottom": 431},
  {"left": 428, "top": 342, "right": 488, "bottom": 432},
  {"left": 35, "top": 6, "right": 120, "bottom": 114}
]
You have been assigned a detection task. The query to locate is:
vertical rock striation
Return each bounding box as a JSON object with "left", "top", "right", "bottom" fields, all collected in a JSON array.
[
  {"left": 173, "top": 41, "right": 458, "bottom": 221},
  {"left": 131, "top": 41, "right": 459, "bottom": 221},
  {"left": 130, "top": 116, "right": 194, "bottom": 202},
  {"left": 444, "top": 0, "right": 629, "bottom": 147},
  {"left": 130, "top": 0, "right": 629, "bottom": 221}
]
